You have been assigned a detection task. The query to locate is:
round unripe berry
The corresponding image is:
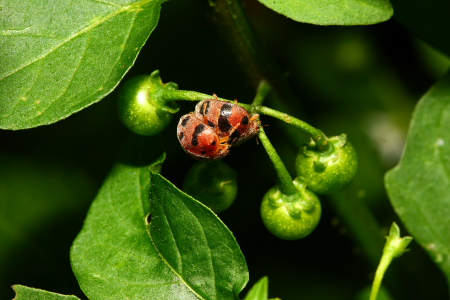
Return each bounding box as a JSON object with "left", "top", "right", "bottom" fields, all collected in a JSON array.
[
  {"left": 260, "top": 178, "right": 321, "bottom": 240},
  {"left": 295, "top": 134, "right": 357, "bottom": 195},
  {"left": 183, "top": 161, "right": 238, "bottom": 213},
  {"left": 117, "top": 74, "right": 179, "bottom": 136}
]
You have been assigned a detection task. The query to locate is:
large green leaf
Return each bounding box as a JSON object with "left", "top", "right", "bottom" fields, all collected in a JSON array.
[
  {"left": 256, "top": 0, "right": 393, "bottom": 25},
  {"left": 71, "top": 134, "right": 248, "bottom": 299},
  {"left": 70, "top": 135, "right": 190, "bottom": 300},
  {"left": 12, "top": 285, "right": 81, "bottom": 300},
  {"left": 385, "top": 71, "right": 450, "bottom": 282},
  {"left": 391, "top": 0, "right": 450, "bottom": 57},
  {"left": 0, "top": 0, "right": 163, "bottom": 130},
  {"left": 149, "top": 173, "right": 248, "bottom": 300}
]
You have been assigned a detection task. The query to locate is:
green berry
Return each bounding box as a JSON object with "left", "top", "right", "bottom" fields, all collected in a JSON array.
[
  {"left": 183, "top": 161, "right": 238, "bottom": 213},
  {"left": 260, "top": 177, "right": 321, "bottom": 240},
  {"left": 117, "top": 71, "right": 179, "bottom": 136},
  {"left": 295, "top": 134, "right": 357, "bottom": 195}
]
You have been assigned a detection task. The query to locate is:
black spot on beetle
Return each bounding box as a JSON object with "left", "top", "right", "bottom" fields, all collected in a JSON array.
[
  {"left": 211, "top": 140, "right": 216, "bottom": 145},
  {"left": 178, "top": 132, "right": 184, "bottom": 140},
  {"left": 208, "top": 120, "right": 216, "bottom": 128},
  {"left": 181, "top": 116, "right": 190, "bottom": 127},
  {"left": 218, "top": 103, "right": 232, "bottom": 132},
  {"left": 229, "top": 130, "right": 241, "bottom": 144},
  {"left": 201, "top": 151, "right": 206, "bottom": 155},
  {"left": 242, "top": 115, "right": 249, "bottom": 125},
  {"left": 192, "top": 124, "right": 206, "bottom": 146}
]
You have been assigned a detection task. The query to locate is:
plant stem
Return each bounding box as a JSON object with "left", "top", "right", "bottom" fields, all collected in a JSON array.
[
  {"left": 258, "top": 127, "right": 297, "bottom": 195},
  {"left": 370, "top": 254, "right": 392, "bottom": 300},
  {"left": 252, "top": 81, "right": 272, "bottom": 107},
  {"left": 162, "top": 89, "right": 222, "bottom": 102},
  {"left": 255, "top": 106, "right": 328, "bottom": 150},
  {"left": 249, "top": 81, "right": 328, "bottom": 150},
  {"left": 163, "top": 86, "right": 328, "bottom": 149},
  {"left": 369, "top": 223, "right": 412, "bottom": 300}
]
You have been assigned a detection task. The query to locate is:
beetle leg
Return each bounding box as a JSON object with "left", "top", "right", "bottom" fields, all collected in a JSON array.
[
  {"left": 219, "top": 135, "right": 230, "bottom": 144},
  {"left": 250, "top": 114, "right": 260, "bottom": 122}
]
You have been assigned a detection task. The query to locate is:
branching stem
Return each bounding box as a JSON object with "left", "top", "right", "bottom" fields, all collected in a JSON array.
[
  {"left": 251, "top": 83, "right": 297, "bottom": 195},
  {"left": 162, "top": 87, "right": 328, "bottom": 150},
  {"left": 258, "top": 127, "right": 297, "bottom": 196}
]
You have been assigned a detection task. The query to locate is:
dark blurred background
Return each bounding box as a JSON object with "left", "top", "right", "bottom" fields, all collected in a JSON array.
[{"left": 1, "top": 0, "right": 449, "bottom": 299}]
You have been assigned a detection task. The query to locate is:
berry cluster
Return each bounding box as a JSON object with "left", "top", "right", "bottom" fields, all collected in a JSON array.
[
  {"left": 116, "top": 72, "right": 358, "bottom": 239},
  {"left": 177, "top": 96, "right": 260, "bottom": 160}
]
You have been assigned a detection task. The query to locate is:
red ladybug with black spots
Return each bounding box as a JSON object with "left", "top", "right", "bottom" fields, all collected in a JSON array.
[
  {"left": 177, "top": 96, "right": 260, "bottom": 161},
  {"left": 195, "top": 95, "right": 260, "bottom": 145},
  {"left": 177, "top": 113, "right": 231, "bottom": 160}
]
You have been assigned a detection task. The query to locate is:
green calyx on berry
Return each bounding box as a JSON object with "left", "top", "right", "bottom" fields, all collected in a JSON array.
[
  {"left": 295, "top": 134, "right": 357, "bottom": 195},
  {"left": 261, "top": 177, "right": 321, "bottom": 240},
  {"left": 183, "top": 160, "right": 238, "bottom": 213},
  {"left": 117, "top": 70, "right": 179, "bottom": 136}
]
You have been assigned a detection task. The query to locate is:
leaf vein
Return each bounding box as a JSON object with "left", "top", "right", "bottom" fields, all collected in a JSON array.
[
  {"left": 25, "top": 5, "right": 141, "bottom": 123},
  {"left": 4, "top": 60, "right": 44, "bottom": 119},
  {"left": 0, "top": 0, "right": 156, "bottom": 81},
  {"left": 194, "top": 210, "right": 218, "bottom": 299},
  {"left": 149, "top": 186, "right": 206, "bottom": 300},
  {"left": 87, "top": 0, "right": 121, "bottom": 8},
  {"left": 27, "top": 36, "right": 91, "bottom": 120},
  {"left": 84, "top": 8, "right": 140, "bottom": 99}
]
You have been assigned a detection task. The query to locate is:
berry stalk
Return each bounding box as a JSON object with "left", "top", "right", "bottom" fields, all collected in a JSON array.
[
  {"left": 370, "top": 223, "right": 412, "bottom": 300},
  {"left": 161, "top": 89, "right": 230, "bottom": 103},
  {"left": 251, "top": 81, "right": 272, "bottom": 107},
  {"left": 258, "top": 127, "right": 297, "bottom": 196},
  {"left": 255, "top": 106, "right": 328, "bottom": 151}
]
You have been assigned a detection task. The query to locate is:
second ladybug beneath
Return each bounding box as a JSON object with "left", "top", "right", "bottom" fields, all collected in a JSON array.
[
  {"left": 177, "top": 113, "right": 231, "bottom": 161},
  {"left": 195, "top": 96, "right": 260, "bottom": 145}
]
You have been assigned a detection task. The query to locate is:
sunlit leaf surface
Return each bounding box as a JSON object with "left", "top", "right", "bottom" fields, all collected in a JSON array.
[
  {"left": 13, "top": 285, "right": 81, "bottom": 300},
  {"left": 385, "top": 71, "right": 450, "bottom": 282},
  {"left": 257, "top": 0, "right": 393, "bottom": 25},
  {"left": 149, "top": 172, "right": 248, "bottom": 300},
  {"left": 0, "top": 0, "right": 163, "bottom": 129}
]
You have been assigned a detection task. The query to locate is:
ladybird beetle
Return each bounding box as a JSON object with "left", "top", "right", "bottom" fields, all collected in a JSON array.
[
  {"left": 177, "top": 113, "right": 231, "bottom": 160},
  {"left": 195, "top": 95, "right": 260, "bottom": 145}
]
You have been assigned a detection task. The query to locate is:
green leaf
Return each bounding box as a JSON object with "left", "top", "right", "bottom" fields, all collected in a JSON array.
[
  {"left": 391, "top": 0, "right": 450, "bottom": 57},
  {"left": 243, "top": 277, "right": 268, "bottom": 300},
  {"left": 71, "top": 135, "right": 193, "bottom": 300},
  {"left": 149, "top": 172, "right": 249, "bottom": 300},
  {"left": 0, "top": 0, "right": 163, "bottom": 130},
  {"left": 12, "top": 285, "right": 81, "bottom": 300},
  {"left": 71, "top": 134, "right": 248, "bottom": 299},
  {"left": 256, "top": 0, "right": 393, "bottom": 25},
  {"left": 385, "top": 71, "right": 450, "bottom": 282}
]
